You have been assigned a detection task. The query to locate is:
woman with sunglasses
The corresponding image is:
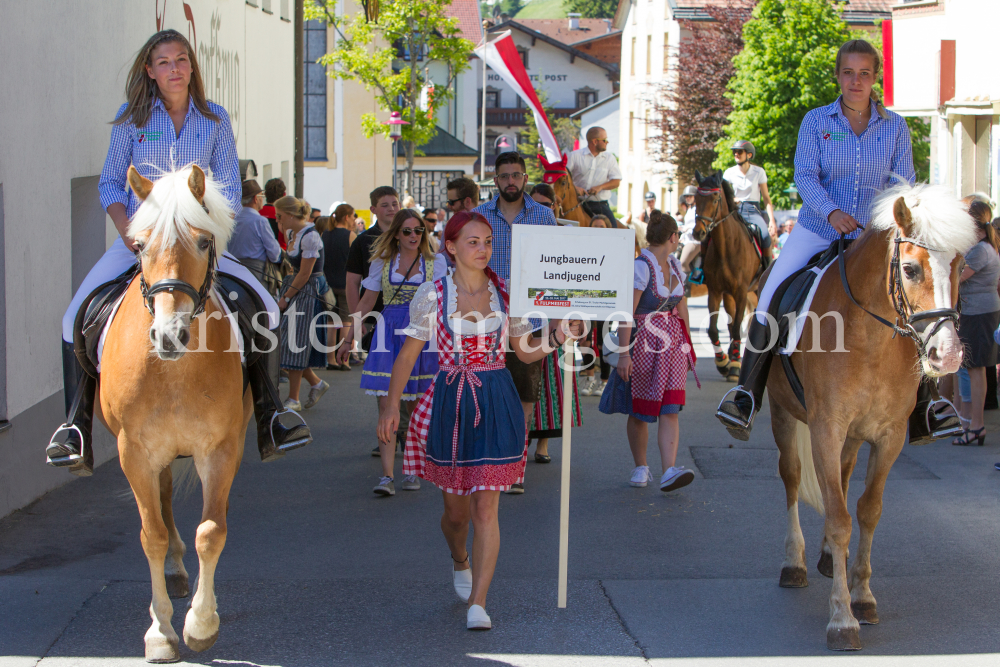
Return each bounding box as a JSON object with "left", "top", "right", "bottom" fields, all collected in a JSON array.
[{"left": 340, "top": 209, "right": 448, "bottom": 495}]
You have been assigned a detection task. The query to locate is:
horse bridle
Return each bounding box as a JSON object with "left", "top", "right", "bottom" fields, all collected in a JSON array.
[
  {"left": 695, "top": 187, "right": 740, "bottom": 234},
  {"left": 138, "top": 235, "right": 217, "bottom": 318},
  {"left": 838, "top": 231, "right": 960, "bottom": 361},
  {"left": 545, "top": 169, "right": 594, "bottom": 217}
]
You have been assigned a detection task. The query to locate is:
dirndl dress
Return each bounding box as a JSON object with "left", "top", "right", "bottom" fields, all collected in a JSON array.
[
  {"left": 600, "top": 251, "right": 699, "bottom": 422},
  {"left": 529, "top": 347, "right": 582, "bottom": 439},
  {"left": 280, "top": 225, "right": 329, "bottom": 371},
  {"left": 360, "top": 253, "right": 442, "bottom": 400},
  {"left": 402, "top": 274, "right": 536, "bottom": 495}
]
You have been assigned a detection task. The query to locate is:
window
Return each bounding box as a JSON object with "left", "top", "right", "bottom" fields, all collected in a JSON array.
[
  {"left": 281, "top": 161, "right": 290, "bottom": 188},
  {"left": 630, "top": 37, "right": 636, "bottom": 76},
  {"left": 644, "top": 110, "right": 649, "bottom": 142},
  {"left": 280, "top": 0, "right": 289, "bottom": 20},
  {"left": 627, "top": 183, "right": 633, "bottom": 212},
  {"left": 518, "top": 48, "right": 530, "bottom": 69},
  {"left": 575, "top": 89, "right": 597, "bottom": 109},
  {"left": 664, "top": 32, "right": 669, "bottom": 69},
  {"left": 246, "top": 0, "right": 258, "bottom": 7},
  {"left": 646, "top": 35, "right": 652, "bottom": 75},
  {"left": 629, "top": 112, "right": 634, "bottom": 150},
  {"left": 304, "top": 19, "right": 327, "bottom": 160},
  {"left": 486, "top": 88, "right": 501, "bottom": 108},
  {"left": 261, "top": 0, "right": 271, "bottom": 13}
]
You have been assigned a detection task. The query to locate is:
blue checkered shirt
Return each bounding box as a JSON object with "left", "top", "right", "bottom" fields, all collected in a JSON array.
[
  {"left": 99, "top": 98, "right": 241, "bottom": 217},
  {"left": 794, "top": 96, "right": 915, "bottom": 241},
  {"left": 473, "top": 193, "right": 557, "bottom": 284}
]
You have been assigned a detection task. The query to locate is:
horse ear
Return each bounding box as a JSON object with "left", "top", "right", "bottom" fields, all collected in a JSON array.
[
  {"left": 188, "top": 165, "right": 207, "bottom": 203},
  {"left": 892, "top": 196, "right": 914, "bottom": 236},
  {"left": 127, "top": 166, "right": 154, "bottom": 201},
  {"left": 694, "top": 170, "right": 703, "bottom": 184}
]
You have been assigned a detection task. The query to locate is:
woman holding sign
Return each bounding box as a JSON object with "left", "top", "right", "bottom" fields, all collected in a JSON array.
[
  {"left": 600, "top": 211, "right": 700, "bottom": 492},
  {"left": 378, "top": 211, "right": 582, "bottom": 631}
]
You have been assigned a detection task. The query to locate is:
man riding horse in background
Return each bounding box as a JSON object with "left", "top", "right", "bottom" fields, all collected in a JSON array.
[{"left": 567, "top": 126, "right": 622, "bottom": 228}]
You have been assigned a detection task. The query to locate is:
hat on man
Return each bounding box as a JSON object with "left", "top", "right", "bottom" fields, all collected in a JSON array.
[
  {"left": 241, "top": 179, "right": 262, "bottom": 200},
  {"left": 644, "top": 192, "right": 656, "bottom": 201}
]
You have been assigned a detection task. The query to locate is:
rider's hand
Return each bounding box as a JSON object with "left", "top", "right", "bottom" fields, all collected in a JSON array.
[
  {"left": 768, "top": 220, "right": 778, "bottom": 239},
  {"left": 828, "top": 210, "right": 860, "bottom": 234},
  {"left": 377, "top": 405, "right": 400, "bottom": 445},
  {"left": 576, "top": 187, "right": 587, "bottom": 197}
]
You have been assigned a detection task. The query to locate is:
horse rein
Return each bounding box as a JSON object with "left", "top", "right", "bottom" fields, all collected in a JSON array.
[
  {"left": 546, "top": 169, "right": 594, "bottom": 217},
  {"left": 838, "top": 231, "right": 960, "bottom": 361},
  {"left": 695, "top": 187, "right": 740, "bottom": 234},
  {"left": 138, "top": 233, "right": 217, "bottom": 319}
]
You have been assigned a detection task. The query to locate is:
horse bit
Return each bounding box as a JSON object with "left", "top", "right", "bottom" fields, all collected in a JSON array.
[
  {"left": 838, "top": 231, "right": 960, "bottom": 361},
  {"left": 138, "top": 234, "right": 217, "bottom": 319}
]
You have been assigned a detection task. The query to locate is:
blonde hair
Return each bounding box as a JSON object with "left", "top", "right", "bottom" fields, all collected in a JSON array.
[
  {"left": 273, "top": 196, "right": 310, "bottom": 220},
  {"left": 113, "top": 30, "right": 219, "bottom": 128},
  {"left": 835, "top": 39, "right": 889, "bottom": 120},
  {"left": 369, "top": 209, "right": 435, "bottom": 263}
]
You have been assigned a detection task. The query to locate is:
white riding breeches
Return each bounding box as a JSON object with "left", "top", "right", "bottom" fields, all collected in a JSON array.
[
  {"left": 755, "top": 223, "right": 833, "bottom": 324},
  {"left": 62, "top": 236, "right": 279, "bottom": 343}
]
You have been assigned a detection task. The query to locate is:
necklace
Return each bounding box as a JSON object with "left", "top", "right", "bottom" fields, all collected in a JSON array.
[
  {"left": 842, "top": 100, "right": 869, "bottom": 118},
  {"left": 455, "top": 277, "right": 489, "bottom": 298}
]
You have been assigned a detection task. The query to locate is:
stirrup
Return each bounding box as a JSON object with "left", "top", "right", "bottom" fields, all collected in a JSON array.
[
  {"left": 926, "top": 397, "right": 964, "bottom": 439},
  {"left": 689, "top": 268, "right": 705, "bottom": 285},
  {"left": 716, "top": 386, "right": 756, "bottom": 428},
  {"left": 46, "top": 423, "right": 88, "bottom": 468},
  {"left": 270, "top": 407, "right": 311, "bottom": 452}
]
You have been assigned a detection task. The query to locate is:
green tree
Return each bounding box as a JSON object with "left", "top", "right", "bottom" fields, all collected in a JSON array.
[
  {"left": 306, "top": 0, "right": 472, "bottom": 195},
  {"left": 566, "top": 0, "right": 618, "bottom": 19},
  {"left": 715, "top": 0, "right": 852, "bottom": 209},
  {"left": 500, "top": 0, "right": 524, "bottom": 17},
  {"left": 906, "top": 116, "right": 931, "bottom": 182},
  {"left": 520, "top": 90, "right": 580, "bottom": 183}
]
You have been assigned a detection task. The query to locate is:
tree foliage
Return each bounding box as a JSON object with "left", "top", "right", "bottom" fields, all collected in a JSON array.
[
  {"left": 565, "top": 0, "right": 619, "bottom": 19},
  {"left": 647, "top": 0, "right": 752, "bottom": 184},
  {"left": 521, "top": 90, "right": 580, "bottom": 183},
  {"left": 305, "top": 0, "right": 472, "bottom": 194},
  {"left": 715, "top": 0, "right": 852, "bottom": 209}
]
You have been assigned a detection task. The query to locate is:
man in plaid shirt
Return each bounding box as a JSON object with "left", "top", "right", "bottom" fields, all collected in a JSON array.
[{"left": 473, "top": 152, "right": 557, "bottom": 493}]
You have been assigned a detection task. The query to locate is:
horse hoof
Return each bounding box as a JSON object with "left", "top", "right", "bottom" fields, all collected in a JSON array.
[
  {"left": 145, "top": 637, "right": 180, "bottom": 663},
  {"left": 165, "top": 574, "right": 189, "bottom": 599},
  {"left": 779, "top": 566, "right": 808, "bottom": 588},
  {"left": 726, "top": 372, "right": 740, "bottom": 383},
  {"left": 827, "top": 626, "right": 862, "bottom": 651},
  {"left": 851, "top": 601, "right": 879, "bottom": 625},
  {"left": 817, "top": 552, "right": 833, "bottom": 578},
  {"left": 184, "top": 629, "right": 219, "bottom": 653}
]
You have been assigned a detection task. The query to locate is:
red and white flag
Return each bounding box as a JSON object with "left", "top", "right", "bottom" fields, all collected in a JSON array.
[{"left": 474, "top": 31, "right": 561, "bottom": 163}]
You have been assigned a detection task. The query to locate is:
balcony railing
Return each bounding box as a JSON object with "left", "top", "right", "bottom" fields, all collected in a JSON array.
[{"left": 480, "top": 107, "right": 583, "bottom": 126}]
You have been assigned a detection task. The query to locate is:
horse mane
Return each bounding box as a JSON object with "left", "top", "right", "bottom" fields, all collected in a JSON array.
[
  {"left": 720, "top": 178, "right": 739, "bottom": 219},
  {"left": 869, "top": 182, "right": 978, "bottom": 256},
  {"left": 128, "top": 165, "right": 234, "bottom": 254}
]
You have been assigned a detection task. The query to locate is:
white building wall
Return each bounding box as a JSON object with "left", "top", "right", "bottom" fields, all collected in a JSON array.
[{"left": 0, "top": 0, "right": 294, "bottom": 517}]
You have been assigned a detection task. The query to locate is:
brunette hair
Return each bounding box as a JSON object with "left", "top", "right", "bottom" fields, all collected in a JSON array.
[
  {"left": 273, "top": 196, "right": 310, "bottom": 220},
  {"left": 314, "top": 216, "right": 333, "bottom": 234},
  {"left": 369, "top": 186, "right": 399, "bottom": 207},
  {"left": 966, "top": 198, "right": 1000, "bottom": 255},
  {"left": 113, "top": 30, "right": 219, "bottom": 128},
  {"left": 590, "top": 214, "right": 612, "bottom": 228},
  {"left": 530, "top": 183, "right": 555, "bottom": 201},
  {"left": 447, "top": 177, "right": 480, "bottom": 204},
  {"left": 264, "top": 178, "right": 286, "bottom": 204},
  {"left": 835, "top": 39, "right": 888, "bottom": 120},
  {"left": 334, "top": 203, "right": 355, "bottom": 227},
  {"left": 645, "top": 209, "right": 678, "bottom": 246},
  {"left": 369, "top": 209, "right": 435, "bottom": 263}
]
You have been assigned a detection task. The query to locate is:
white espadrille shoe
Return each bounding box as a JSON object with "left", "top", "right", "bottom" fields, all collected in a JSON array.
[{"left": 467, "top": 604, "right": 491, "bottom": 630}]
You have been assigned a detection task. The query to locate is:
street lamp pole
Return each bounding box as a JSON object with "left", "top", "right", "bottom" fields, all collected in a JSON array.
[{"left": 383, "top": 111, "right": 409, "bottom": 194}]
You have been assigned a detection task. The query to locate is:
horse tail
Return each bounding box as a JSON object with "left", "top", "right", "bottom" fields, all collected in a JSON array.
[
  {"left": 794, "top": 420, "right": 825, "bottom": 517},
  {"left": 170, "top": 457, "right": 201, "bottom": 501}
]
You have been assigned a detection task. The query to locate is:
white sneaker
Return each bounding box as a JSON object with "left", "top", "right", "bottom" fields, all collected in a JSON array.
[
  {"left": 303, "top": 379, "right": 329, "bottom": 409},
  {"left": 283, "top": 398, "right": 302, "bottom": 412},
  {"left": 595, "top": 380, "right": 607, "bottom": 395},
  {"left": 629, "top": 465, "right": 652, "bottom": 487},
  {"left": 453, "top": 566, "right": 472, "bottom": 603},
  {"left": 660, "top": 466, "right": 695, "bottom": 493},
  {"left": 579, "top": 376, "right": 595, "bottom": 396},
  {"left": 467, "top": 604, "right": 491, "bottom": 630},
  {"left": 400, "top": 474, "right": 421, "bottom": 491},
  {"left": 373, "top": 476, "right": 395, "bottom": 496}
]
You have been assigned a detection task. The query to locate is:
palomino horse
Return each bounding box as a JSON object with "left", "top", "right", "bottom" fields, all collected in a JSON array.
[
  {"left": 100, "top": 165, "right": 251, "bottom": 662},
  {"left": 693, "top": 170, "right": 768, "bottom": 381},
  {"left": 765, "top": 183, "right": 974, "bottom": 650}
]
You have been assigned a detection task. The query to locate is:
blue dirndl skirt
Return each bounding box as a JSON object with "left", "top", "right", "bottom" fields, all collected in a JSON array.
[
  {"left": 599, "top": 371, "right": 681, "bottom": 423},
  {"left": 360, "top": 302, "right": 438, "bottom": 400}
]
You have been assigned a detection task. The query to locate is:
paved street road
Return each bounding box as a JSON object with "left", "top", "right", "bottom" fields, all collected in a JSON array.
[{"left": 3, "top": 297, "right": 1000, "bottom": 666}]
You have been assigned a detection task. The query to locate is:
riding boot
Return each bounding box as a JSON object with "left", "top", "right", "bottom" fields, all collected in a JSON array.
[
  {"left": 46, "top": 341, "right": 95, "bottom": 477},
  {"left": 716, "top": 318, "right": 773, "bottom": 441},
  {"left": 250, "top": 339, "right": 312, "bottom": 462},
  {"left": 908, "top": 378, "right": 963, "bottom": 445}
]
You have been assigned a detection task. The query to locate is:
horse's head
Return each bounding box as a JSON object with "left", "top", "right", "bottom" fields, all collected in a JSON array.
[
  {"left": 692, "top": 170, "right": 730, "bottom": 242},
  {"left": 873, "top": 184, "right": 978, "bottom": 377},
  {"left": 127, "top": 165, "right": 234, "bottom": 361}
]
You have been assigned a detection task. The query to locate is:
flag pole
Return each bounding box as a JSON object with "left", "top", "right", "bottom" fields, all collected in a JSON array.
[
  {"left": 480, "top": 37, "right": 488, "bottom": 183},
  {"left": 557, "top": 337, "right": 574, "bottom": 608}
]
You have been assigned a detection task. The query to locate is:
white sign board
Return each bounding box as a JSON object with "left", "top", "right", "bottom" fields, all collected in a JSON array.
[{"left": 509, "top": 226, "right": 635, "bottom": 320}]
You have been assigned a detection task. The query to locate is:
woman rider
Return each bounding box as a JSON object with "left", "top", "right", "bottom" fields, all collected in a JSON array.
[
  {"left": 46, "top": 30, "right": 311, "bottom": 476},
  {"left": 724, "top": 140, "right": 778, "bottom": 247},
  {"left": 717, "top": 39, "right": 957, "bottom": 443}
]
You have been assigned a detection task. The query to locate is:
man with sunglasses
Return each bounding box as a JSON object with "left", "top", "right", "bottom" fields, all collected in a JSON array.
[
  {"left": 566, "top": 126, "right": 621, "bottom": 227},
  {"left": 446, "top": 176, "right": 480, "bottom": 214}
]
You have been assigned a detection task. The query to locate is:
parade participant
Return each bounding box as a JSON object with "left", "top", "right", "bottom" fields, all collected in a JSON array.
[
  {"left": 378, "top": 211, "right": 582, "bottom": 630},
  {"left": 230, "top": 179, "right": 282, "bottom": 295},
  {"left": 716, "top": 39, "right": 955, "bottom": 443},
  {"left": 635, "top": 191, "right": 656, "bottom": 223},
  {"left": 678, "top": 185, "right": 701, "bottom": 280},
  {"left": 567, "top": 126, "right": 622, "bottom": 227},
  {"left": 321, "top": 204, "right": 357, "bottom": 370},
  {"left": 600, "top": 211, "right": 699, "bottom": 492},
  {"left": 447, "top": 177, "right": 480, "bottom": 214},
  {"left": 578, "top": 214, "right": 613, "bottom": 396},
  {"left": 261, "top": 178, "right": 287, "bottom": 249},
  {"left": 474, "top": 152, "right": 559, "bottom": 493},
  {"left": 47, "top": 30, "right": 310, "bottom": 475},
  {"left": 339, "top": 209, "right": 448, "bottom": 495},
  {"left": 724, "top": 140, "right": 778, "bottom": 247},
  {"left": 275, "top": 196, "right": 330, "bottom": 412},
  {"left": 529, "top": 183, "right": 556, "bottom": 212}
]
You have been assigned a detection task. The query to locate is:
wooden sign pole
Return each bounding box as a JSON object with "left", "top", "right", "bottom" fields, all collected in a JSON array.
[{"left": 557, "top": 338, "right": 574, "bottom": 608}]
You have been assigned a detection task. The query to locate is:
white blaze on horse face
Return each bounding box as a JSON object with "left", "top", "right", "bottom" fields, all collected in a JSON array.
[{"left": 922, "top": 249, "right": 962, "bottom": 376}]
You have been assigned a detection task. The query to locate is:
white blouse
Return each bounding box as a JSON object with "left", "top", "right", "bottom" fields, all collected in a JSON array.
[
  {"left": 361, "top": 252, "right": 449, "bottom": 291},
  {"left": 634, "top": 249, "right": 684, "bottom": 297},
  {"left": 403, "top": 274, "right": 537, "bottom": 341},
  {"left": 288, "top": 223, "right": 322, "bottom": 259}
]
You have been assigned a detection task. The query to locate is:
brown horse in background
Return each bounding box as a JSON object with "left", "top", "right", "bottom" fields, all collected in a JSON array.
[{"left": 693, "top": 170, "right": 768, "bottom": 381}]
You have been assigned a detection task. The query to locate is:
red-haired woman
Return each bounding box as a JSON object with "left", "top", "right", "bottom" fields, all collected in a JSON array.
[{"left": 378, "top": 212, "right": 582, "bottom": 630}]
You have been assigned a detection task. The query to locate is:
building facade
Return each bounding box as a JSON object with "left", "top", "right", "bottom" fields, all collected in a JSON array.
[
  {"left": 888, "top": 0, "right": 1000, "bottom": 203},
  {"left": 0, "top": 0, "right": 295, "bottom": 517}
]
